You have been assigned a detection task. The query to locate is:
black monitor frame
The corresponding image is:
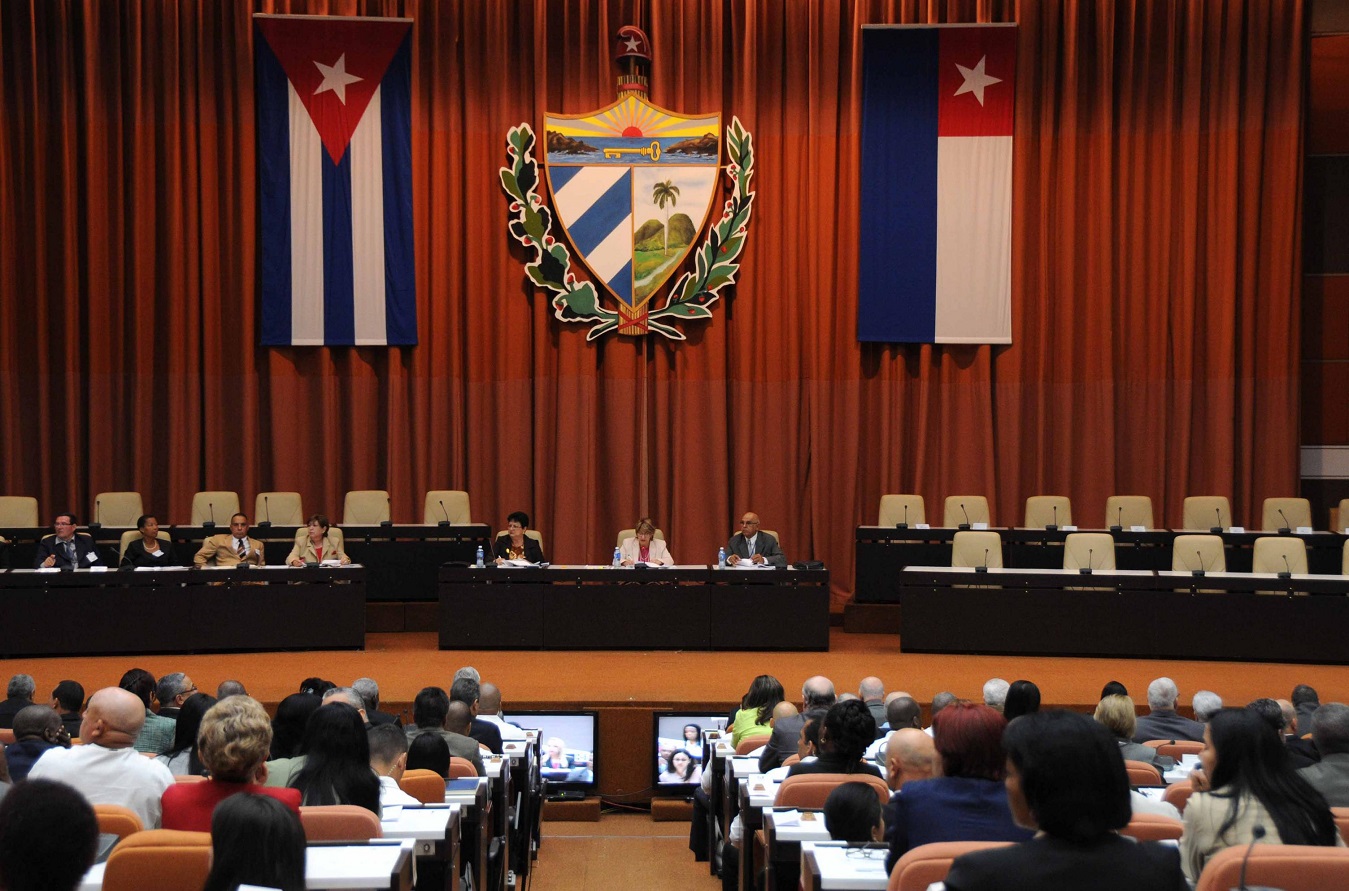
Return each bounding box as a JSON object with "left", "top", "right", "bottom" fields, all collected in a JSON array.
[
  {"left": 502, "top": 709, "right": 598, "bottom": 795},
  {"left": 651, "top": 710, "right": 726, "bottom": 795}
]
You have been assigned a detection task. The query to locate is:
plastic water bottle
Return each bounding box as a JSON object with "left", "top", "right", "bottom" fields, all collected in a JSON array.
[
  {"left": 613, "top": 547, "right": 622, "bottom": 567},
  {"left": 718, "top": 547, "right": 726, "bottom": 568},
  {"left": 475, "top": 545, "right": 484, "bottom": 568}
]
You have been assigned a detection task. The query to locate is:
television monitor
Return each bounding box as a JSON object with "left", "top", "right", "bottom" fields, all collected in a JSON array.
[
  {"left": 502, "top": 709, "right": 598, "bottom": 794},
  {"left": 651, "top": 711, "right": 726, "bottom": 793}
]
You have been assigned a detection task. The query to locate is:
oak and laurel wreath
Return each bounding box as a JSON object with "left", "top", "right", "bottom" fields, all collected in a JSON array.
[{"left": 500, "top": 117, "right": 756, "bottom": 341}]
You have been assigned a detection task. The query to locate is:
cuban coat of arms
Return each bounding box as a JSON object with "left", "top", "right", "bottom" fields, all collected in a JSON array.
[{"left": 501, "top": 27, "right": 755, "bottom": 340}]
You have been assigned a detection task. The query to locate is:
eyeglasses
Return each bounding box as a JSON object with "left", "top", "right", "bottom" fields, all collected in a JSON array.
[
  {"left": 845, "top": 846, "right": 885, "bottom": 860},
  {"left": 740, "top": 520, "right": 759, "bottom": 526}
]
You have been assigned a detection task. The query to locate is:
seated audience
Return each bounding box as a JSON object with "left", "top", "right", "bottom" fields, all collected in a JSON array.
[
  {"left": 760, "top": 676, "right": 834, "bottom": 772},
  {"left": 368, "top": 724, "right": 420, "bottom": 808},
  {"left": 120, "top": 514, "right": 177, "bottom": 568},
  {"left": 1293, "top": 684, "right": 1321, "bottom": 734},
  {"left": 156, "top": 692, "right": 218, "bottom": 776},
  {"left": 298, "top": 677, "right": 336, "bottom": 697},
  {"left": 859, "top": 677, "right": 887, "bottom": 731},
  {"left": 1133, "top": 677, "right": 1204, "bottom": 743},
  {"left": 1299, "top": 702, "right": 1349, "bottom": 807},
  {"left": 1247, "top": 697, "right": 1316, "bottom": 769},
  {"left": 408, "top": 732, "right": 452, "bottom": 778},
  {"left": 119, "top": 667, "right": 175, "bottom": 754},
  {"left": 0, "top": 779, "right": 99, "bottom": 891},
  {"left": 321, "top": 686, "right": 369, "bottom": 725},
  {"left": 407, "top": 688, "right": 485, "bottom": 776},
  {"left": 1181, "top": 707, "right": 1342, "bottom": 882},
  {"left": 49, "top": 680, "right": 85, "bottom": 737},
  {"left": 823, "top": 781, "right": 884, "bottom": 843},
  {"left": 982, "top": 678, "right": 1009, "bottom": 714},
  {"left": 289, "top": 702, "right": 381, "bottom": 815},
  {"left": 660, "top": 749, "right": 702, "bottom": 784},
  {"left": 1094, "top": 695, "right": 1176, "bottom": 771},
  {"left": 494, "top": 511, "right": 546, "bottom": 563},
  {"left": 1101, "top": 680, "right": 1129, "bottom": 699},
  {"left": 5, "top": 706, "right": 70, "bottom": 782},
  {"left": 1002, "top": 680, "right": 1041, "bottom": 722},
  {"left": 884, "top": 700, "right": 1033, "bottom": 873},
  {"left": 478, "top": 682, "right": 526, "bottom": 740},
  {"left": 867, "top": 695, "right": 922, "bottom": 763},
  {"left": 201, "top": 793, "right": 307, "bottom": 891},
  {"left": 926, "top": 691, "right": 957, "bottom": 736},
  {"left": 786, "top": 699, "right": 881, "bottom": 778},
  {"left": 269, "top": 692, "right": 322, "bottom": 761},
  {"left": 943, "top": 710, "right": 1185, "bottom": 891},
  {"left": 354, "top": 677, "right": 400, "bottom": 727},
  {"left": 153, "top": 672, "right": 196, "bottom": 721},
  {"left": 34, "top": 513, "right": 102, "bottom": 570},
  {"left": 1277, "top": 697, "right": 1321, "bottom": 764},
  {"left": 450, "top": 674, "right": 503, "bottom": 753},
  {"left": 161, "top": 696, "right": 301, "bottom": 832},
  {"left": 884, "top": 727, "right": 936, "bottom": 793},
  {"left": 217, "top": 679, "right": 248, "bottom": 699},
  {"left": 0, "top": 674, "right": 35, "bottom": 730},
  {"left": 730, "top": 674, "right": 784, "bottom": 747},
  {"left": 1193, "top": 690, "right": 1223, "bottom": 723}
]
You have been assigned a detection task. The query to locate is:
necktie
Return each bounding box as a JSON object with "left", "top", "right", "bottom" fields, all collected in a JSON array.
[
  {"left": 747, "top": 537, "right": 754, "bottom": 558},
  {"left": 236, "top": 539, "right": 246, "bottom": 560},
  {"left": 66, "top": 540, "right": 76, "bottom": 565}
]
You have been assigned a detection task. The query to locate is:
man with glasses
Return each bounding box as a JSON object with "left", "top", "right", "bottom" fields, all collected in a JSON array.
[
  {"left": 153, "top": 673, "right": 196, "bottom": 722},
  {"left": 725, "top": 512, "right": 785, "bottom": 566},
  {"left": 34, "top": 513, "right": 103, "bottom": 569},
  {"left": 194, "top": 512, "right": 265, "bottom": 567}
]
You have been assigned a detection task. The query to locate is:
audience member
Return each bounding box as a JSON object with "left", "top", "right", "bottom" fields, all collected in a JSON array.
[
  {"left": 1192, "top": 690, "right": 1223, "bottom": 723},
  {"left": 154, "top": 671, "right": 196, "bottom": 720},
  {"left": 859, "top": 676, "right": 886, "bottom": 731},
  {"left": 478, "top": 682, "right": 527, "bottom": 740},
  {"left": 0, "top": 779, "right": 99, "bottom": 891},
  {"left": 0, "top": 674, "right": 36, "bottom": 729},
  {"left": 865, "top": 696, "right": 921, "bottom": 763},
  {"left": 321, "top": 686, "right": 369, "bottom": 725},
  {"left": 289, "top": 702, "right": 380, "bottom": 815},
  {"left": 927, "top": 691, "right": 957, "bottom": 736},
  {"left": 161, "top": 696, "right": 302, "bottom": 832},
  {"left": 50, "top": 680, "right": 85, "bottom": 736},
  {"left": 406, "top": 687, "right": 484, "bottom": 776},
  {"left": 943, "top": 710, "right": 1185, "bottom": 891},
  {"left": 408, "top": 732, "right": 452, "bottom": 778},
  {"left": 119, "top": 668, "right": 175, "bottom": 754},
  {"left": 1247, "top": 697, "right": 1316, "bottom": 769},
  {"left": 5, "top": 706, "right": 70, "bottom": 782},
  {"left": 786, "top": 699, "right": 881, "bottom": 778},
  {"left": 368, "top": 724, "right": 420, "bottom": 807},
  {"left": 760, "top": 675, "right": 834, "bottom": 771},
  {"left": 269, "top": 693, "right": 322, "bottom": 760},
  {"left": 1002, "top": 680, "right": 1041, "bottom": 722},
  {"left": 823, "top": 781, "right": 883, "bottom": 843},
  {"left": 1101, "top": 680, "right": 1129, "bottom": 699},
  {"left": 201, "top": 793, "right": 307, "bottom": 891},
  {"left": 730, "top": 675, "right": 784, "bottom": 748},
  {"left": 354, "top": 677, "right": 400, "bottom": 727},
  {"left": 1180, "top": 707, "right": 1341, "bottom": 882},
  {"left": 450, "top": 675, "right": 504, "bottom": 753},
  {"left": 1094, "top": 695, "right": 1176, "bottom": 771},
  {"left": 217, "top": 679, "right": 248, "bottom": 699},
  {"left": 884, "top": 727, "right": 936, "bottom": 792},
  {"left": 1277, "top": 698, "right": 1321, "bottom": 763},
  {"left": 298, "top": 677, "right": 336, "bottom": 697},
  {"left": 156, "top": 692, "right": 218, "bottom": 776},
  {"left": 982, "top": 678, "right": 1009, "bottom": 713},
  {"left": 1133, "top": 678, "right": 1204, "bottom": 743},
  {"left": 1300, "top": 702, "right": 1349, "bottom": 806},
  {"left": 28, "top": 686, "right": 173, "bottom": 828},
  {"left": 1293, "top": 684, "right": 1321, "bottom": 735}
]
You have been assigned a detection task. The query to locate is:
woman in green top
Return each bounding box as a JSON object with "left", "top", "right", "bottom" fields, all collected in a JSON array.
[{"left": 731, "top": 675, "right": 785, "bottom": 747}]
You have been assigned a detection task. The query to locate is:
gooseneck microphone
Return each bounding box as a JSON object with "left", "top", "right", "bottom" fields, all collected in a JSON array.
[
  {"left": 1279, "top": 554, "right": 1292, "bottom": 580},
  {"left": 203, "top": 502, "right": 216, "bottom": 530},
  {"left": 896, "top": 503, "right": 908, "bottom": 530},
  {"left": 1211, "top": 507, "right": 1223, "bottom": 534},
  {"left": 1079, "top": 547, "right": 1094, "bottom": 575},
  {"left": 959, "top": 503, "right": 971, "bottom": 530},
  {"left": 1192, "top": 549, "right": 1206, "bottom": 578},
  {"left": 89, "top": 499, "right": 102, "bottom": 531},
  {"left": 1110, "top": 505, "right": 1123, "bottom": 533},
  {"left": 258, "top": 495, "right": 272, "bottom": 528},
  {"left": 975, "top": 547, "right": 989, "bottom": 573},
  {"left": 1277, "top": 509, "right": 1292, "bottom": 534},
  {"left": 1237, "top": 825, "right": 1265, "bottom": 891},
  {"left": 438, "top": 500, "right": 452, "bottom": 527},
  {"left": 380, "top": 496, "right": 393, "bottom": 527},
  {"left": 1046, "top": 504, "right": 1058, "bottom": 532}
]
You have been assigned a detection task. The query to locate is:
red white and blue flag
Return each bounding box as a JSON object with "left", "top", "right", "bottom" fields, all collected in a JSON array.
[
  {"left": 858, "top": 25, "right": 1016, "bottom": 344},
  {"left": 255, "top": 15, "right": 416, "bottom": 346}
]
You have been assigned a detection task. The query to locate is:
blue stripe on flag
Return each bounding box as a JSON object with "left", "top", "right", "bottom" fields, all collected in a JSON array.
[
  {"left": 322, "top": 149, "right": 356, "bottom": 345},
  {"left": 256, "top": 30, "right": 292, "bottom": 346},
  {"left": 380, "top": 34, "right": 416, "bottom": 345},
  {"left": 858, "top": 28, "right": 940, "bottom": 343},
  {"left": 607, "top": 259, "right": 633, "bottom": 303},
  {"left": 548, "top": 166, "right": 584, "bottom": 191},
  {"left": 567, "top": 172, "right": 632, "bottom": 256}
]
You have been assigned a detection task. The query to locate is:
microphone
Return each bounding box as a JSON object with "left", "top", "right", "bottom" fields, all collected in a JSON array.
[
  {"left": 380, "top": 496, "right": 393, "bottom": 527},
  {"left": 896, "top": 503, "right": 908, "bottom": 530},
  {"left": 438, "top": 499, "right": 452, "bottom": 527},
  {"left": 1046, "top": 504, "right": 1058, "bottom": 532},
  {"left": 89, "top": 499, "right": 102, "bottom": 531},
  {"left": 974, "top": 547, "right": 989, "bottom": 573},
  {"left": 1211, "top": 507, "right": 1223, "bottom": 534},
  {"left": 1110, "top": 505, "right": 1122, "bottom": 533},
  {"left": 203, "top": 502, "right": 216, "bottom": 530},
  {"left": 1279, "top": 554, "right": 1292, "bottom": 580},
  {"left": 959, "top": 503, "right": 971, "bottom": 530},
  {"left": 1277, "top": 509, "right": 1291, "bottom": 534},
  {"left": 1237, "top": 824, "right": 1266, "bottom": 891},
  {"left": 1079, "top": 547, "right": 1093, "bottom": 575},
  {"left": 258, "top": 495, "right": 272, "bottom": 528},
  {"left": 1192, "top": 549, "right": 1206, "bottom": 578}
]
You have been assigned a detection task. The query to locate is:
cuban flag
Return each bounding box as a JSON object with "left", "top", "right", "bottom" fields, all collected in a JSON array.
[
  {"left": 858, "top": 25, "right": 1016, "bottom": 344},
  {"left": 255, "top": 15, "right": 416, "bottom": 346}
]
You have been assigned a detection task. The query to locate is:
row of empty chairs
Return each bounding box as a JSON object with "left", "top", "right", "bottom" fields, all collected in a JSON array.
[{"left": 880, "top": 494, "right": 1332, "bottom": 532}]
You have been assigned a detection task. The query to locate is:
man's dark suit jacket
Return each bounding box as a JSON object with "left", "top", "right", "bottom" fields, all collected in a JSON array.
[
  {"left": 470, "top": 717, "right": 504, "bottom": 754},
  {"left": 368, "top": 709, "right": 401, "bottom": 727},
  {"left": 1299, "top": 752, "right": 1349, "bottom": 807},
  {"left": 725, "top": 531, "right": 786, "bottom": 566},
  {"left": 0, "top": 697, "right": 33, "bottom": 730},
  {"left": 57, "top": 711, "right": 82, "bottom": 737},
  {"left": 759, "top": 713, "right": 806, "bottom": 772},
  {"left": 33, "top": 533, "right": 103, "bottom": 569},
  {"left": 1132, "top": 709, "right": 1205, "bottom": 743},
  {"left": 943, "top": 834, "right": 1186, "bottom": 891}
]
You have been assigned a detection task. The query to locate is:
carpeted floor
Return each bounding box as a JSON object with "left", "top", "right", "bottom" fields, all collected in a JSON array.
[{"left": 529, "top": 814, "right": 719, "bottom": 891}]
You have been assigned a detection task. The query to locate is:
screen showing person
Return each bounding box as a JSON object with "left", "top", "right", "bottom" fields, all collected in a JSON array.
[
  {"left": 503, "top": 711, "right": 596, "bottom": 788},
  {"left": 653, "top": 714, "right": 720, "bottom": 788}
]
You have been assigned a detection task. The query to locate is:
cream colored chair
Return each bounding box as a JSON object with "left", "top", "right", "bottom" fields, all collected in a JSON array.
[
  {"left": 189, "top": 491, "right": 239, "bottom": 526},
  {"left": 1182, "top": 496, "right": 1231, "bottom": 531},
  {"left": 1025, "top": 495, "right": 1071, "bottom": 529},
  {"left": 616, "top": 527, "right": 665, "bottom": 547},
  {"left": 424, "top": 490, "right": 471, "bottom": 524},
  {"left": 1063, "top": 533, "right": 1115, "bottom": 571},
  {"left": 255, "top": 492, "right": 303, "bottom": 526},
  {"left": 92, "top": 492, "right": 144, "bottom": 527},
  {"left": 1105, "top": 495, "right": 1154, "bottom": 530},
  {"left": 1262, "top": 497, "right": 1312, "bottom": 532},
  {"left": 1172, "top": 534, "right": 1226, "bottom": 573},
  {"left": 119, "top": 529, "right": 172, "bottom": 559},
  {"left": 878, "top": 494, "right": 926, "bottom": 527},
  {"left": 951, "top": 531, "right": 1003, "bottom": 569},
  {"left": 343, "top": 490, "right": 391, "bottom": 525},
  {"left": 1252, "top": 536, "right": 1308, "bottom": 575},
  {"left": 943, "top": 496, "right": 990, "bottom": 528},
  {"left": 1337, "top": 499, "right": 1349, "bottom": 532},
  {"left": 1343, "top": 541, "right": 1349, "bottom": 576},
  {"left": 0, "top": 496, "right": 40, "bottom": 527}
]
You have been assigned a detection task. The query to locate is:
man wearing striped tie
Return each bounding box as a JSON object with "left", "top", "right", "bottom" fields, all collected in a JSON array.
[
  {"left": 34, "top": 513, "right": 103, "bottom": 569},
  {"left": 194, "top": 513, "right": 265, "bottom": 567}
]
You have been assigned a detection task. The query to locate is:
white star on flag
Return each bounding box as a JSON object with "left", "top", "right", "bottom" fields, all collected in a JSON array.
[
  {"left": 624, "top": 36, "right": 641, "bottom": 52},
  {"left": 313, "top": 53, "right": 363, "bottom": 105},
  {"left": 953, "top": 55, "right": 1002, "bottom": 106}
]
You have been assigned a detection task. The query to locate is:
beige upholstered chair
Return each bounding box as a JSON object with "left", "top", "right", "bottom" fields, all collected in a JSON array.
[
  {"left": 119, "top": 529, "right": 172, "bottom": 559},
  {"left": 92, "top": 492, "right": 144, "bottom": 527},
  {"left": 254, "top": 492, "right": 303, "bottom": 526},
  {"left": 424, "top": 490, "right": 471, "bottom": 524},
  {"left": 1182, "top": 496, "right": 1231, "bottom": 531},
  {"left": 616, "top": 527, "right": 665, "bottom": 547},
  {"left": 1063, "top": 533, "right": 1115, "bottom": 571},
  {"left": 1262, "top": 497, "right": 1312, "bottom": 532},
  {"left": 943, "top": 496, "right": 990, "bottom": 528},
  {"left": 189, "top": 491, "right": 239, "bottom": 526},
  {"left": 1105, "top": 495, "right": 1154, "bottom": 530},
  {"left": 1252, "top": 536, "right": 1308, "bottom": 575},
  {"left": 343, "top": 490, "right": 391, "bottom": 525},
  {"left": 0, "top": 496, "right": 40, "bottom": 527},
  {"left": 1343, "top": 541, "right": 1349, "bottom": 576},
  {"left": 1172, "top": 534, "right": 1226, "bottom": 573},
  {"left": 878, "top": 494, "right": 926, "bottom": 527},
  {"left": 951, "top": 531, "right": 1003, "bottom": 569},
  {"left": 1338, "top": 499, "right": 1349, "bottom": 532},
  {"left": 1024, "top": 495, "right": 1071, "bottom": 529}
]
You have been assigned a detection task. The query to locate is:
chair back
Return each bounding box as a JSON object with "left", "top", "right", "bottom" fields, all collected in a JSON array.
[
  {"left": 777, "top": 773, "right": 889, "bottom": 810},
  {"left": 735, "top": 736, "right": 767, "bottom": 756},
  {"left": 1162, "top": 778, "right": 1194, "bottom": 814},
  {"left": 1104, "top": 495, "right": 1154, "bottom": 530},
  {"left": 1063, "top": 532, "right": 1116, "bottom": 571},
  {"left": 343, "top": 490, "right": 391, "bottom": 525},
  {"left": 190, "top": 491, "right": 240, "bottom": 526},
  {"left": 616, "top": 527, "right": 665, "bottom": 547},
  {"left": 0, "top": 496, "right": 40, "bottom": 527},
  {"left": 782, "top": 754, "right": 801, "bottom": 767},
  {"left": 255, "top": 491, "right": 304, "bottom": 526},
  {"left": 93, "top": 492, "right": 144, "bottom": 527},
  {"left": 943, "top": 496, "right": 990, "bottom": 528},
  {"left": 1252, "top": 536, "right": 1308, "bottom": 574},
  {"left": 888, "top": 841, "right": 1015, "bottom": 891},
  {"left": 1143, "top": 739, "right": 1204, "bottom": 759},
  {"left": 878, "top": 495, "right": 926, "bottom": 527},
  {"left": 1123, "top": 760, "right": 1162, "bottom": 785},
  {"left": 1262, "top": 497, "right": 1313, "bottom": 531},
  {"left": 1193, "top": 844, "right": 1349, "bottom": 891},
  {"left": 1344, "top": 541, "right": 1349, "bottom": 576},
  {"left": 1333, "top": 807, "right": 1349, "bottom": 845},
  {"left": 1119, "top": 812, "right": 1184, "bottom": 841},
  {"left": 449, "top": 756, "right": 479, "bottom": 779},
  {"left": 951, "top": 531, "right": 1003, "bottom": 569},
  {"left": 93, "top": 803, "right": 144, "bottom": 841},
  {"left": 299, "top": 804, "right": 383, "bottom": 842},
  {"left": 1024, "top": 495, "right": 1071, "bottom": 528},
  {"left": 400, "top": 768, "right": 447, "bottom": 804},
  {"left": 101, "top": 829, "right": 211, "bottom": 891},
  {"left": 0, "top": 729, "right": 13, "bottom": 745},
  {"left": 424, "top": 490, "right": 472, "bottom": 525},
  {"left": 1183, "top": 495, "right": 1232, "bottom": 531},
  {"left": 1171, "top": 534, "right": 1226, "bottom": 573},
  {"left": 1338, "top": 499, "right": 1349, "bottom": 533},
  {"left": 495, "top": 529, "right": 545, "bottom": 553},
  {"left": 119, "top": 529, "right": 171, "bottom": 558}
]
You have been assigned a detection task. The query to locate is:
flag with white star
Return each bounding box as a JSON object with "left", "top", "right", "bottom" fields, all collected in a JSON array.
[
  {"left": 858, "top": 24, "right": 1016, "bottom": 344},
  {"left": 255, "top": 15, "right": 417, "bottom": 346}
]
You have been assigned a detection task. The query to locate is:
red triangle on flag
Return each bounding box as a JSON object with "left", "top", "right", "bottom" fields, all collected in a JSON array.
[{"left": 256, "top": 15, "right": 411, "bottom": 164}]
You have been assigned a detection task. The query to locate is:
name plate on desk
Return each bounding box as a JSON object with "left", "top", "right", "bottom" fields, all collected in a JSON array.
[{"left": 972, "top": 522, "right": 988, "bottom": 530}]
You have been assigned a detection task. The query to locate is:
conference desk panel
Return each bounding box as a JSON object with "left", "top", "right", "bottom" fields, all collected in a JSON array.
[
  {"left": 438, "top": 566, "right": 829, "bottom": 650},
  {"left": 897, "top": 567, "right": 1349, "bottom": 663},
  {"left": 0, "top": 566, "right": 365, "bottom": 657}
]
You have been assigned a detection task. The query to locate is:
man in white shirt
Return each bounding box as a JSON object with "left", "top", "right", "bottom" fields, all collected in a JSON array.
[
  {"left": 478, "top": 683, "right": 527, "bottom": 741},
  {"left": 369, "top": 724, "right": 420, "bottom": 808},
  {"left": 29, "top": 686, "right": 173, "bottom": 828}
]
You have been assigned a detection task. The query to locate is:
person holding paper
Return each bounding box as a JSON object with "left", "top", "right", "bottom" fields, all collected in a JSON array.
[
  {"left": 121, "top": 514, "right": 177, "bottom": 568},
  {"left": 725, "top": 512, "right": 785, "bottom": 566},
  {"left": 493, "top": 510, "right": 546, "bottom": 564},
  {"left": 194, "top": 513, "right": 264, "bottom": 567},
  {"left": 619, "top": 517, "right": 674, "bottom": 566},
  {"left": 34, "top": 513, "right": 103, "bottom": 569},
  {"left": 286, "top": 514, "right": 350, "bottom": 566}
]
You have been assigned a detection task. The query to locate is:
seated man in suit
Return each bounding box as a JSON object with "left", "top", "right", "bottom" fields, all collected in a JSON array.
[
  {"left": 760, "top": 675, "right": 835, "bottom": 772},
  {"left": 194, "top": 513, "right": 265, "bottom": 567},
  {"left": 34, "top": 513, "right": 103, "bottom": 569},
  {"left": 1300, "top": 702, "right": 1349, "bottom": 806},
  {"left": 725, "top": 512, "right": 786, "bottom": 566},
  {"left": 1132, "top": 677, "right": 1205, "bottom": 743}
]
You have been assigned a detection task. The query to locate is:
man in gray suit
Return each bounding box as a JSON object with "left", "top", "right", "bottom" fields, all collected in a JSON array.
[
  {"left": 1300, "top": 703, "right": 1349, "bottom": 806},
  {"left": 759, "top": 676, "right": 835, "bottom": 771},
  {"left": 726, "top": 512, "right": 786, "bottom": 566},
  {"left": 1132, "top": 677, "right": 1205, "bottom": 743}
]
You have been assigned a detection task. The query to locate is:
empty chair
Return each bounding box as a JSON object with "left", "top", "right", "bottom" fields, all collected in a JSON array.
[
  {"left": 1172, "top": 534, "right": 1226, "bottom": 573},
  {"left": 1024, "top": 495, "right": 1071, "bottom": 529},
  {"left": 298, "top": 805, "right": 383, "bottom": 842},
  {"left": 1193, "top": 844, "right": 1349, "bottom": 891},
  {"left": 424, "top": 490, "right": 471, "bottom": 524},
  {"left": 1252, "top": 536, "right": 1308, "bottom": 575},
  {"left": 943, "top": 496, "right": 991, "bottom": 528},
  {"left": 951, "top": 531, "right": 1003, "bottom": 569},
  {"left": 190, "top": 491, "right": 240, "bottom": 527},
  {"left": 1119, "top": 812, "right": 1184, "bottom": 842},
  {"left": 1063, "top": 533, "right": 1115, "bottom": 571},
  {"left": 888, "top": 842, "right": 1016, "bottom": 891},
  {"left": 615, "top": 527, "right": 665, "bottom": 546},
  {"left": 101, "top": 829, "right": 212, "bottom": 891},
  {"left": 0, "top": 496, "right": 39, "bottom": 527},
  {"left": 398, "top": 768, "right": 446, "bottom": 804},
  {"left": 92, "top": 492, "right": 144, "bottom": 527},
  {"left": 879, "top": 494, "right": 926, "bottom": 527},
  {"left": 1183, "top": 496, "right": 1232, "bottom": 531},
  {"left": 254, "top": 492, "right": 303, "bottom": 526},
  {"left": 343, "top": 490, "right": 390, "bottom": 525},
  {"left": 1263, "top": 497, "right": 1313, "bottom": 532},
  {"left": 94, "top": 803, "right": 144, "bottom": 841},
  {"left": 1105, "top": 495, "right": 1154, "bottom": 530}
]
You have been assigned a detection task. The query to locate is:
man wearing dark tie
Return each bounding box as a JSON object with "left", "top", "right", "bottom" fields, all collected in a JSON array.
[
  {"left": 194, "top": 513, "right": 265, "bottom": 567},
  {"left": 34, "top": 513, "right": 103, "bottom": 569},
  {"left": 725, "top": 512, "right": 786, "bottom": 566}
]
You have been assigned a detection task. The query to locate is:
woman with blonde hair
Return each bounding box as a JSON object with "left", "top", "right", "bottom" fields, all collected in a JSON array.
[{"left": 619, "top": 518, "right": 674, "bottom": 566}]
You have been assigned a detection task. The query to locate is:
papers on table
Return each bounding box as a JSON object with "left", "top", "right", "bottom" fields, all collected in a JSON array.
[
  {"left": 727, "top": 561, "right": 775, "bottom": 569},
  {"left": 497, "top": 559, "right": 539, "bottom": 567}
]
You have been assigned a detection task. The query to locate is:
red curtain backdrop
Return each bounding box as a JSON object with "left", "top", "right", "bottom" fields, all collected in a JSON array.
[{"left": 0, "top": 0, "right": 1304, "bottom": 607}]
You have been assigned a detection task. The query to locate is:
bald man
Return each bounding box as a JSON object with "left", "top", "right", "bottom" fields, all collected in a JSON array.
[
  {"left": 28, "top": 687, "right": 173, "bottom": 828},
  {"left": 726, "top": 512, "right": 786, "bottom": 566},
  {"left": 5, "top": 705, "right": 69, "bottom": 782},
  {"left": 477, "top": 682, "right": 527, "bottom": 741},
  {"left": 859, "top": 677, "right": 887, "bottom": 731},
  {"left": 885, "top": 728, "right": 936, "bottom": 792}
]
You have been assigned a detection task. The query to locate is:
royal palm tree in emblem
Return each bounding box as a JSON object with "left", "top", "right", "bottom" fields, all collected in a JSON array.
[{"left": 652, "top": 179, "right": 680, "bottom": 256}]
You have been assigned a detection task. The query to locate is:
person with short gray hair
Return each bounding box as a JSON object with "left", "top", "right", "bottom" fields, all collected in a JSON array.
[
  {"left": 1192, "top": 691, "right": 1223, "bottom": 723},
  {"left": 759, "top": 676, "right": 836, "bottom": 773},
  {"left": 321, "top": 687, "right": 368, "bottom": 724},
  {"left": 353, "top": 677, "right": 400, "bottom": 727},
  {"left": 216, "top": 680, "right": 247, "bottom": 699},
  {"left": 859, "top": 677, "right": 886, "bottom": 730},
  {"left": 927, "top": 692, "right": 957, "bottom": 737},
  {"left": 154, "top": 672, "right": 196, "bottom": 720},
  {"left": 1299, "top": 703, "right": 1349, "bottom": 806},
  {"left": 1132, "top": 677, "right": 1204, "bottom": 743},
  {"left": 982, "top": 678, "right": 1010, "bottom": 713},
  {"left": 0, "top": 675, "right": 36, "bottom": 730}
]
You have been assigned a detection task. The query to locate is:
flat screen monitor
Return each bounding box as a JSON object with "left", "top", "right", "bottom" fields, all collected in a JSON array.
[
  {"left": 503, "top": 710, "right": 597, "bottom": 793},
  {"left": 652, "top": 712, "right": 725, "bottom": 793}
]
